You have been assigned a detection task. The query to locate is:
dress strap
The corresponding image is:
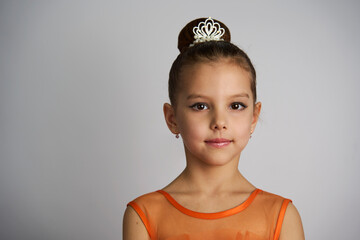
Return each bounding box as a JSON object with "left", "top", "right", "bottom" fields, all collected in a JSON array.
[{"left": 273, "top": 198, "right": 292, "bottom": 240}]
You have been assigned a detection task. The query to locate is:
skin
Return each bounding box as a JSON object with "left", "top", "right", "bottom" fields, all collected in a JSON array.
[{"left": 123, "top": 59, "right": 304, "bottom": 240}]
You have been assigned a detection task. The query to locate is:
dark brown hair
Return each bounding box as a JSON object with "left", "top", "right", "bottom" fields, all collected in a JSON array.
[{"left": 168, "top": 18, "right": 257, "bottom": 107}]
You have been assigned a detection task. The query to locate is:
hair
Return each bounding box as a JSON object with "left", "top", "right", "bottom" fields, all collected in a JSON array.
[{"left": 168, "top": 18, "right": 257, "bottom": 107}]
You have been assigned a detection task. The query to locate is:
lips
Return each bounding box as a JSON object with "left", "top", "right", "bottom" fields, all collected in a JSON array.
[{"left": 205, "top": 138, "right": 232, "bottom": 148}]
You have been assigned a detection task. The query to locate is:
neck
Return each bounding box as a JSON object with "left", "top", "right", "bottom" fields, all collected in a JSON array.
[{"left": 171, "top": 153, "right": 254, "bottom": 195}]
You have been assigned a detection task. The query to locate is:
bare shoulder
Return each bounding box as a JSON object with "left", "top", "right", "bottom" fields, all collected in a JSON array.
[
  {"left": 123, "top": 206, "right": 150, "bottom": 240},
  {"left": 279, "top": 202, "right": 305, "bottom": 240}
]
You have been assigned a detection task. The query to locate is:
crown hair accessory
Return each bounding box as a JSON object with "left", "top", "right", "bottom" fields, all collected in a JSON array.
[{"left": 190, "top": 17, "right": 225, "bottom": 47}]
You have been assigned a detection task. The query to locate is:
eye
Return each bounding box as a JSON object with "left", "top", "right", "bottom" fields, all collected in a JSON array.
[
  {"left": 190, "top": 103, "right": 209, "bottom": 111},
  {"left": 230, "top": 102, "right": 246, "bottom": 110}
]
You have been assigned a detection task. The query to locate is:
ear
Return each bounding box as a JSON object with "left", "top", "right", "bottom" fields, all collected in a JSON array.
[
  {"left": 163, "top": 103, "right": 179, "bottom": 134},
  {"left": 250, "top": 102, "right": 262, "bottom": 133}
]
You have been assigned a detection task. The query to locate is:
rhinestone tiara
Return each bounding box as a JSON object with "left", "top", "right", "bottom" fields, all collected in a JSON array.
[{"left": 190, "top": 17, "right": 225, "bottom": 47}]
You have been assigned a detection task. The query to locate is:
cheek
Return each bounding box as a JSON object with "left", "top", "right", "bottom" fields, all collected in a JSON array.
[
  {"left": 177, "top": 114, "right": 207, "bottom": 139},
  {"left": 231, "top": 114, "right": 253, "bottom": 135}
]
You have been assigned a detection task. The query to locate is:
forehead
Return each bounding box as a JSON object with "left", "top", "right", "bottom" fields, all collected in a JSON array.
[{"left": 179, "top": 61, "right": 252, "bottom": 98}]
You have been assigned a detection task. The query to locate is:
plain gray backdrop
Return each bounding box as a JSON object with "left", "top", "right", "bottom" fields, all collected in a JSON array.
[{"left": 1, "top": 1, "right": 359, "bottom": 239}]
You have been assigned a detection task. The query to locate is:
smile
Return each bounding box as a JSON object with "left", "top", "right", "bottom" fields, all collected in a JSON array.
[{"left": 205, "top": 138, "right": 232, "bottom": 148}]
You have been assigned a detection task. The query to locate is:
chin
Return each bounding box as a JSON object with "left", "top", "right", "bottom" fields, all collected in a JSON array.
[{"left": 200, "top": 155, "right": 238, "bottom": 167}]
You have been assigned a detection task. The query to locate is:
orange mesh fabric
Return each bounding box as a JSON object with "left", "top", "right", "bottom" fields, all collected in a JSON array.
[{"left": 127, "top": 189, "right": 291, "bottom": 240}]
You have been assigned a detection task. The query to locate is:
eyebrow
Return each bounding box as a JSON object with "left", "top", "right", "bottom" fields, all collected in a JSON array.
[{"left": 186, "top": 93, "right": 250, "bottom": 100}]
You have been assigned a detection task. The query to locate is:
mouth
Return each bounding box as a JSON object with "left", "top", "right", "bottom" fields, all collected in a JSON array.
[{"left": 205, "top": 138, "right": 233, "bottom": 148}]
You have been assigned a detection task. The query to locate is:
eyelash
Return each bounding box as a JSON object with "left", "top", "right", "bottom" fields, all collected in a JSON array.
[
  {"left": 190, "top": 103, "right": 209, "bottom": 111},
  {"left": 230, "top": 102, "right": 247, "bottom": 110},
  {"left": 189, "top": 102, "right": 247, "bottom": 111}
]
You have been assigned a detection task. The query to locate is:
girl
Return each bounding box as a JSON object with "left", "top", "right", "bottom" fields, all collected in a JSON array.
[{"left": 123, "top": 17, "right": 304, "bottom": 240}]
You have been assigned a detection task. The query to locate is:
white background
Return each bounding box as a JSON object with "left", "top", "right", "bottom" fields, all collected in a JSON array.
[{"left": 1, "top": 1, "right": 359, "bottom": 239}]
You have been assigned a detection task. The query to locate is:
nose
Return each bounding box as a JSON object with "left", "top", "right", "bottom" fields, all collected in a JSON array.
[{"left": 210, "top": 108, "right": 227, "bottom": 130}]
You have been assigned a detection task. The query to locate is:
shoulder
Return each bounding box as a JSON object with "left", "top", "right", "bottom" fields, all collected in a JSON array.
[
  {"left": 258, "top": 189, "right": 285, "bottom": 199},
  {"left": 255, "top": 189, "right": 288, "bottom": 207},
  {"left": 123, "top": 206, "right": 150, "bottom": 240},
  {"left": 123, "top": 191, "right": 161, "bottom": 240},
  {"left": 123, "top": 191, "right": 165, "bottom": 240},
  {"left": 128, "top": 191, "right": 165, "bottom": 209},
  {"left": 258, "top": 189, "right": 304, "bottom": 240},
  {"left": 279, "top": 202, "right": 305, "bottom": 240}
]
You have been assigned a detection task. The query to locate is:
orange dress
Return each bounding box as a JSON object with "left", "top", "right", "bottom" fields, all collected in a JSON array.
[{"left": 128, "top": 189, "right": 291, "bottom": 240}]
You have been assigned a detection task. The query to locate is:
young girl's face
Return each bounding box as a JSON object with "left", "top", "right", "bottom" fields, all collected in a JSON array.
[{"left": 165, "top": 59, "right": 261, "bottom": 167}]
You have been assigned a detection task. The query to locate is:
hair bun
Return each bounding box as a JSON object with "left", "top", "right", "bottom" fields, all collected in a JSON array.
[{"left": 177, "top": 17, "right": 231, "bottom": 53}]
